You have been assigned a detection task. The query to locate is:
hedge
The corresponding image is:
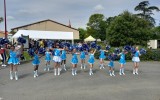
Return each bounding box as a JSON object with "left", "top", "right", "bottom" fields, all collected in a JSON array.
[{"left": 94, "top": 48, "right": 160, "bottom": 61}]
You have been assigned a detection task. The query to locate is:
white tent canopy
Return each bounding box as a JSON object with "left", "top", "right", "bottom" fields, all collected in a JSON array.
[
  {"left": 84, "top": 35, "right": 96, "bottom": 41},
  {"left": 12, "top": 30, "right": 74, "bottom": 40}
]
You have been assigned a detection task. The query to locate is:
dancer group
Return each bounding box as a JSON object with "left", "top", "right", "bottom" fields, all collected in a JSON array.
[{"left": 7, "top": 39, "right": 146, "bottom": 80}]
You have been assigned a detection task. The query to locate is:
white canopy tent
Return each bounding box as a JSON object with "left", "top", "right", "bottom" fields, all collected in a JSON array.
[
  {"left": 12, "top": 30, "right": 74, "bottom": 40},
  {"left": 84, "top": 35, "right": 96, "bottom": 41}
]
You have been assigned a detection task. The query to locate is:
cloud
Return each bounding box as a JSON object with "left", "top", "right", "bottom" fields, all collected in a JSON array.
[
  {"left": 7, "top": 16, "right": 14, "bottom": 20},
  {"left": 94, "top": 4, "right": 104, "bottom": 12}
]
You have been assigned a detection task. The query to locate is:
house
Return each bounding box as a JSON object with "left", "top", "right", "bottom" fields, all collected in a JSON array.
[
  {"left": 11, "top": 19, "right": 79, "bottom": 39},
  {"left": 148, "top": 40, "right": 160, "bottom": 49}
]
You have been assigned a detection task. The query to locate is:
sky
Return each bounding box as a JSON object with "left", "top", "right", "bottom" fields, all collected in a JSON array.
[{"left": 0, "top": 0, "right": 160, "bottom": 31}]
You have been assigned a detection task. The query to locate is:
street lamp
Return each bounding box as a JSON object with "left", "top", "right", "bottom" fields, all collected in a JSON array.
[{"left": 4, "top": 0, "right": 7, "bottom": 38}]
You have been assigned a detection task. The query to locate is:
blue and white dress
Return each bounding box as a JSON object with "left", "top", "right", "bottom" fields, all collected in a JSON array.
[
  {"left": 108, "top": 61, "right": 114, "bottom": 68},
  {"left": 119, "top": 53, "right": 126, "bottom": 64},
  {"left": 99, "top": 50, "right": 106, "bottom": 60},
  {"left": 80, "top": 51, "right": 85, "bottom": 60},
  {"left": 88, "top": 54, "right": 95, "bottom": 64},
  {"left": 32, "top": 53, "right": 40, "bottom": 65},
  {"left": 45, "top": 52, "right": 51, "bottom": 61},
  {"left": 71, "top": 53, "right": 78, "bottom": 64},
  {"left": 8, "top": 50, "right": 19, "bottom": 65},
  {"left": 132, "top": 50, "right": 140, "bottom": 62},
  {"left": 61, "top": 50, "right": 66, "bottom": 60},
  {"left": 53, "top": 49, "right": 61, "bottom": 62}
]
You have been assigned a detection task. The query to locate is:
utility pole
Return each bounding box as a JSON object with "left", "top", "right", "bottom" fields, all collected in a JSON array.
[{"left": 4, "top": 0, "right": 7, "bottom": 38}]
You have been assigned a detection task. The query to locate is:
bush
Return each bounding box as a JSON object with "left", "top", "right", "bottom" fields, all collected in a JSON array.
[{"left": 94, "top": 48, "right": 160, "bottom": 61}]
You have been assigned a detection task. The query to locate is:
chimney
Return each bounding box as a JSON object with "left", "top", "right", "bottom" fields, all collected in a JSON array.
[{"left": 69, "top": 19, "right": 71, "bottom": 28}]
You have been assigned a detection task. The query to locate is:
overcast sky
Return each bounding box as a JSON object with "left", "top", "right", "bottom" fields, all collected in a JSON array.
[{"left": 0, "top": 0, "right": 160, "bottom": 31}]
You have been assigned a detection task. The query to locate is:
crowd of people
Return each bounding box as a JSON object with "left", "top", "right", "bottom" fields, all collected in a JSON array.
[{"left": 6, "top": 39, "right": 143, "bottom": 81}]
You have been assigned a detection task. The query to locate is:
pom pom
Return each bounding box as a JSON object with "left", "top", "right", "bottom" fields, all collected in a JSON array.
[
  {"left": 131, "top": 47, "right": 136, "bottom": 54},
  {"left": 28, "top": 48, "right": 35, "bottom": 57},
  {"left": 140, "top": 48, "right": 146, "bottom": 55},
  {"left": 38, "top": 48, "right": 46, "bottom": 54},
  {"left": 82, "top": 44, "right": 90, "bottom": 51},
  {"left": 69, "top": 45, "right": 74, "bottom": 51},
  {"left": 124, "top": 45, "right": 131, "bottom": 51},
  {"left": 78, "top": 47, "right": 84, "bottom": 52},
  {"left": 0, "top": 38, "right": 9, "bottom": 45},
  {"left": 17, "top": 37, "right": 26, "bottom": 44},
  {"left": 96, "top": 45, "right": 101, "bottom": 51},
  {"left": 47, "top": 40, "right": 54, "bottom": 47},
  {"left": 108, "top": 53, "right": 117, "bottom": 61},
  {"left": 114, "top": 48, "right": 121, "bottom": 54},
  {"left": 90, "top": 42, "right": 96, "bottom": 48},
  {"left": 106, "top": 45, "right": 111, "bottom": 50}
]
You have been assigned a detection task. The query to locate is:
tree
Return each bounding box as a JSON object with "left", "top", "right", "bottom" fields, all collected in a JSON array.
[
  {"left": 106, "top": 11, "right": 152, "bottom": 47},
  {"left": 78, "top": 28, "right": 88, "bottom": 40},
  {"left": 134, "top": 1, "right": 159, "bottom": 25},
  {"left": 0, "top": 17, "right": 3, "bottom": 23},
  {"left": 87, "top": 14, "right": 107, "bottom": 41},
  {"left": 152, "top": 26, "right": 160, "bottom": 39}
]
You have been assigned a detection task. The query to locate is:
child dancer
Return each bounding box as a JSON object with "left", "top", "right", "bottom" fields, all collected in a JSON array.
[
  {"left": 8, "top": 45, "right": 19, "bottom": 80},
  {"left": 71, "top": 48, "right": 79, "bottom": 76},
  {"left": 88, "top": 49, "right": 96, "bottom": 75},
  {"left": 108, "top": 54, "right": 115, "bottom": 76},
  {"left": 80, "top": 49, "right": 86, "bottom": 69},
  {"left": 99, "top": 49, "right": 108, "bottom": 69},
  {"left": 32, "top": 49, "right": 40, "bottom": 78},
  {"left": 53, "top": 43, "right": 63, "bottom": 76},
  {"left": 132, "top": 46, "right": 141, "bottom": 75},
  {"left": 61, "top": 47, "right": 67, "bottom": 71},
  {"left": 44, "top": 48, "right": 52, "bottom": 71},
  {"left": 119, "top": 50, "right": 127, "bottom": 75}
]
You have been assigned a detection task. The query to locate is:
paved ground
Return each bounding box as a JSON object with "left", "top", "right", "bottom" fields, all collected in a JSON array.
[{"left": 0, "top": 54, "right": 160, "bottom": 100}]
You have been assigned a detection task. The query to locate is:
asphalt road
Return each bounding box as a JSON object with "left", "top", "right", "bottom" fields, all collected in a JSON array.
[{"left": 0, "top": 55, "right": 160, "bottom": 100}]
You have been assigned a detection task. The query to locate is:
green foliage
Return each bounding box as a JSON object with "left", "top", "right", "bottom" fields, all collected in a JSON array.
[
  {"left": 151, "top": 26, "right": 160, "bottom": 39},
  {"left": 106, "top": 11, "right": 152, "bottom": 47},
  {"left": 78, "top": 28, "right": 88, "bottom": 40},
  {"left": 94, "top": 47, "right": 160, "bottom": 61},
  {"left": 0, "top": 17, "right": 3, "bottom": 23},
  {"left": 134, "top": 1, "right": 160, "bottom": 25},
  {"left": 23, "top": 51, "right": 32, "bottom": 61},
  {"left": 87, "top": 14, "right": 107, "bottom": 41}
]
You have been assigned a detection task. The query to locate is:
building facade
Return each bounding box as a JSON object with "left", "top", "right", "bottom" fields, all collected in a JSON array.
[{"left": 11, "top": 19, "right": 79, "bottom": 39}]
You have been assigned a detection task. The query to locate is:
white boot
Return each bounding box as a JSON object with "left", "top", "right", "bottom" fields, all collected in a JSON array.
[
  {"left": 102, "top": 64, "right": 105, "bottom": 69},
  {"left": 83, "top": 64, "right": 86, "bottom": 69},
  {"left": 36, "top": 70, "right": 38, "bottom": 77},
  {"left": 10, "top": 71, "right": 13, "bottom": 80},
  {"left": 34, "top": 71, "right": 36, "bottom": 78},
  {"left": 54, "top": 69, "right": 57, "bottom": 76},
  {"left": 72, "top": 68, "right": 75, "bottom": 76},
  {"left": 109, "top": 70, "right": 112, "bottom": 76},
  {"left": 74, "top": 68, "right": 77, "bottom": 75},
  {"left": 133, "top": 69, "right": 136, "bottom": 75},
  {"left": 112, "top": 71, "right": 115, "bottom": 76},
  {"left": 63, "top": 65, "right": 66, "bottom": 71},
  {"left": 58, "top": 68, "right": 61, "bottom": 75},
  {"left": 135, "top": 68, "right": 138, "bottom": 75},
  {"left": 122, "top": 68, "right": 125, "bottom": 75},
  {"left": 15, "top": 72, "right": 18, "bottom": 80},
  {"left": 89, "top": 69, "right": 91, "bottom": 75},
  {"left": 99, "top": 64, "right": 102, "bottom": 69},
  {"left": 81, "top": 64, "right": 83, "bottom": 69},
  {"left": 119, "top": 69, "right": 122, "bottom": 75},
  {"left": 44, "top": 66, "right": 47, "bottom": 71},
  {"left": 47, "top": 66, "right": 50, "bottom": 71}
]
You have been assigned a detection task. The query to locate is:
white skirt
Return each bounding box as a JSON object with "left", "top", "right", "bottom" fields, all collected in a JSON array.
[
  {"left": 132, "top": 57, "right": 140, "bottom": 62},
  {"left": 53, "top": 56, "right": 62, "bottom": 62}
]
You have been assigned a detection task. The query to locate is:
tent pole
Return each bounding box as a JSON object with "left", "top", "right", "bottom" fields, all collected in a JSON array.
[{"left": 72, "top": 39, "right": 74, "bottom": 45}]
